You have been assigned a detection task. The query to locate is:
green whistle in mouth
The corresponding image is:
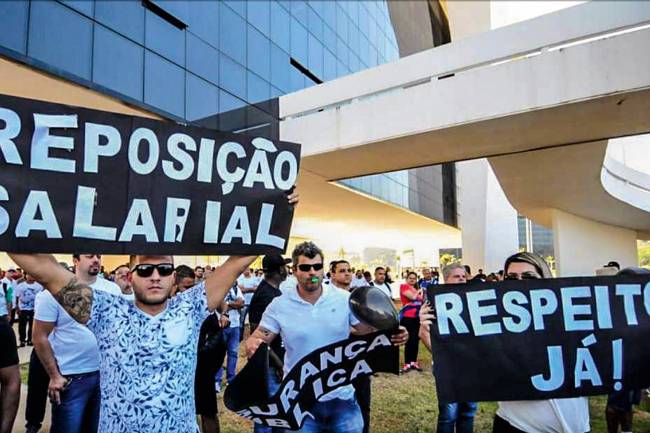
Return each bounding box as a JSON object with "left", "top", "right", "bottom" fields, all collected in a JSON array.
[{"left": 311, "top": 277, "right": 319, "bottom": 283}]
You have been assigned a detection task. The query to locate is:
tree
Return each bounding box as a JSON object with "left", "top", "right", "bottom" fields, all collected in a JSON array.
[{"left": 440, "top": 253, "right": 460, "bottom": 268}]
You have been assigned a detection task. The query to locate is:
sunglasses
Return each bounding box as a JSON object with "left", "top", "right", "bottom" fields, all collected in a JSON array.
[
  {"left": 297, "top": 263, "right": 324, "bottom": 272},
  {"left": 132, "top": 263, "right": 174, "bottom": 278},
  {"left": 505, "top": 272, "right": 540, "bottom": 280}
]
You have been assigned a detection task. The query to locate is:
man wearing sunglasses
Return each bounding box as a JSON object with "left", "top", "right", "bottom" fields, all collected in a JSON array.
[
  {"left": 245, "top": 241, "right": 408, "bottom": 433},
  {"left": 7, "top": 190, "right": 299, "bottom": 433}
]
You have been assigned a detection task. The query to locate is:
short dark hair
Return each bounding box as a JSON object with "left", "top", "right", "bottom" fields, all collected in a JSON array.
[
  {"left": 291, "top": 241, "right": 324, "bottom": 265},
  {"left": 330, "top": 260, "right": 350, "bottom": 273},
  {"left": 72, "top": 254, "right": 80, "bottom": 260},
  {"left": 175, "top": 265, "right": 195, "bottom": 283},
  {"left": 194, "top": 266, "right": 204, "bottom": 271},
  {"left": 363, "top": 271, "right": 372, "bottom": 278},
  {"left": 374, "top": 267, "right": 385, "bottom": 273}
]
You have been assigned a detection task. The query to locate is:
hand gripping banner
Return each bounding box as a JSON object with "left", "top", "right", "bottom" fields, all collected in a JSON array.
[
  {"left": 427, "top": 275, "right": 650, "bottom": 403},
  {"left": 224, "top": 330, "right": 399, "bottom": 430},
  {"left": 0, "top": 93, "right": 300, "bottom": 255}
]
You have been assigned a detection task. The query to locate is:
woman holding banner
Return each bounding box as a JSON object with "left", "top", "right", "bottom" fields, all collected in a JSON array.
[{"left": 493, "top": 252, "right": 590, "bottom": 433}]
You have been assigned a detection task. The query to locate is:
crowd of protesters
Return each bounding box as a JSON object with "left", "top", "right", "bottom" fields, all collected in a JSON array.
[{"left": 0, "top": 241, "right": 647, "bottom": 433}]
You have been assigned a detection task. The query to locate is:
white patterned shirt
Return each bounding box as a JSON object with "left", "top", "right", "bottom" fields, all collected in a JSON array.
[{"left": 87, "top": 282, "right": 209, "bottom": 433}]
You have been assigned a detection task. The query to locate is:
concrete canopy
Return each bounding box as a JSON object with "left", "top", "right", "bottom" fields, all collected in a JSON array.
[{"left": 488, "top": 141, "right": 650, "bottom": 239}]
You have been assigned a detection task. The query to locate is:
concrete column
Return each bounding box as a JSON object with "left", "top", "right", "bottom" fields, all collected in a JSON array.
[
  {"left": 551, "top": 209, "right": 638, "bottom": 277},
  {"left": 458, "top": 159, "right": 519, "bottom": 273}
]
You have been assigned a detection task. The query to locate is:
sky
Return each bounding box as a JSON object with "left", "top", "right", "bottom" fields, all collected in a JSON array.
[{"left": 490, "top": 1, "right": 586, "bottom": 29}]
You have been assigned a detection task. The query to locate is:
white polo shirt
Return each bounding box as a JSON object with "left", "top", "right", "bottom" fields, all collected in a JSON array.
[
  {"left": 34, "top": 277, "right": 122, "bottom": 375},
  {"left": 497, "top": 398, "right": 590, "bottom": 433},
  {"left": 259, "top": 284, "right": 360, "bottom": 401}
]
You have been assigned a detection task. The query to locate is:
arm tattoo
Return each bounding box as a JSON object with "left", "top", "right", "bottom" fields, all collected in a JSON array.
[{"left": 53, "top": 277, "right": 94, "bottom": 324}]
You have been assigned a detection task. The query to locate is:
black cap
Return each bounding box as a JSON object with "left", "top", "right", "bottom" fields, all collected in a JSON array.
[{"left": 262, "top": 254, "right": 291, "bottom": 272}]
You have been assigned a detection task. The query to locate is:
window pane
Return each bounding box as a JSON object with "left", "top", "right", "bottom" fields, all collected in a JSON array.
[
  {"left": 336, "top": 36, "right": 348, "bottom": 67},
  {"left": 247, "top": 72, "right": 270, "bottom": 105},
  {"left": 145, "top": 9, "right": 185, "bottom": 66},
  {"left": 0, "top": 1, "right": 28, "bottom": 54},
  {"left": 336, "top": 5, "right": 348, "bottom": 41},
  {"left": 93, "top": 25, "right": 144, "bottom": 101},
  {"left": 220, "top": 3, "right": 246, "bottom": 64},
  {"left": 247, "top": 25, "right": 270, "bottom": 81},
  {"left": 307, "top": 6, "right": 323, "bottom": 41},
  {"left": 224, "top": 1, "right": 245, "bottom": 17},
  {"left": 219, "top": 54, "right": 246, "bottom": 99},
  {"left": 247, "top": 0, "right": 270, "bottom": 36},
  {"left": 186, "top": 2, "right": 219, "bottom": 48},
  {"left": 218, "top": 90, "right": 246, "bottom": 132},
  {"left": 349, "top": 23, "right": 360, "bottom": 56},
  {"left": 29, "top": 1, "right": 93, "bottom": 80},
  {"left": 323, "top": 48, "right": 336, "bottom": 82},
  {"left": 308, "top": 34, "right": 323, "bottom": 79},
  {"left": 186, "top": 73, "right": 218, "bottom": 128},
  {"left": 290, "top": 18, "right": 308, "bottom": 66},
  {"left": 290, "top": 1, "right": 308, "bottom": 26},
  {"left": 270, "top": 43, "right": 290, "bottom": 92},
  {"left": 150, "top": 1, "right": 189, "bottom": 23},
  {"left": 187, "top": 33, "right": 219, "bottom": 85},
  {"left": 60, "top": 0, "right": 94, "bottom": 17},
  {"left": 270, "top": 2, "right": 290, "bottom": 53},
  {"left": 289, "top": 66, "right": 305, "bottom": 92},
  {"left": 323, "top": 24, "right": 336, "bottom": 52},
  {"left": 95, "top": 0, "right": 145, "bottom": 44},
  {"left": 144, "top": 51, "right": 185, "bottom": 118}
]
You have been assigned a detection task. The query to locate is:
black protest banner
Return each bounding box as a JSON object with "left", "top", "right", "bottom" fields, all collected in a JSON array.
[
  {"left": 224, "top": 330, "right": 399, "bottom": 430},
  {"left": 427, "top": 275, "right": 650, "bottom": 403},
  {"left": 0, "top": 93, "right": 300, "bottom": 254}
]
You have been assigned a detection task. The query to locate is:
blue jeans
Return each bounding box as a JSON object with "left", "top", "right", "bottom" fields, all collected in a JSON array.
[
  {"left": 437, "top": 401, "right": 477, "bottom": 433},
  {"left": 216, "top": 326, "right": 241, "bottom": 384},
  {"left": 51, "top": 371, "right": 100, "bottom": 433},
  {"left": 253, "top": 366, "right": 283, "bottom": 433},
  {"left": 285, "top": 397, "right": 363, "bottom": 433}
]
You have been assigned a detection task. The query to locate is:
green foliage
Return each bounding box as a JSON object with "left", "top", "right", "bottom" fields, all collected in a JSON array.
[
  {"left": 639, "top": 244, "right": 650, "bottom": 268},
  {"left": 439, "top": 253, "right": 461, "bottom": 268}
]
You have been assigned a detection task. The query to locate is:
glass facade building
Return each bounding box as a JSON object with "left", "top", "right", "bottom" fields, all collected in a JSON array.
[
  {"left": 517, "top": 215, "right": 555, "bottom": 258},
  {"left": 0, "top": 0, "right": 456, "bottom": 226}
]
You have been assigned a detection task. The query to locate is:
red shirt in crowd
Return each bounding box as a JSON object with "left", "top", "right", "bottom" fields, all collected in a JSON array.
[{"left": 400, "top": 283, "right": 423, "bottom": 318}]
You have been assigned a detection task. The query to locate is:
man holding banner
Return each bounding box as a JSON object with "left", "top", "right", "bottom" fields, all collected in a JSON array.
[
  {"left": 245, "top": 241, "right": 408, "bottom": 433},
  {"left": 419, "top": 263, "right": 477, "bottom": 433},
  {"left": 7, "top": 194, "right": 296, "bottom": 433}
]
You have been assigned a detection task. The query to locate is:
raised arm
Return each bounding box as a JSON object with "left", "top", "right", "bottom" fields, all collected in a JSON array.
[
  {"left": 8, "top": 254, "right": 91, "bottom": 324},
  {"left": 204, "top": 188, "right": 299, "bottom": 311}
]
